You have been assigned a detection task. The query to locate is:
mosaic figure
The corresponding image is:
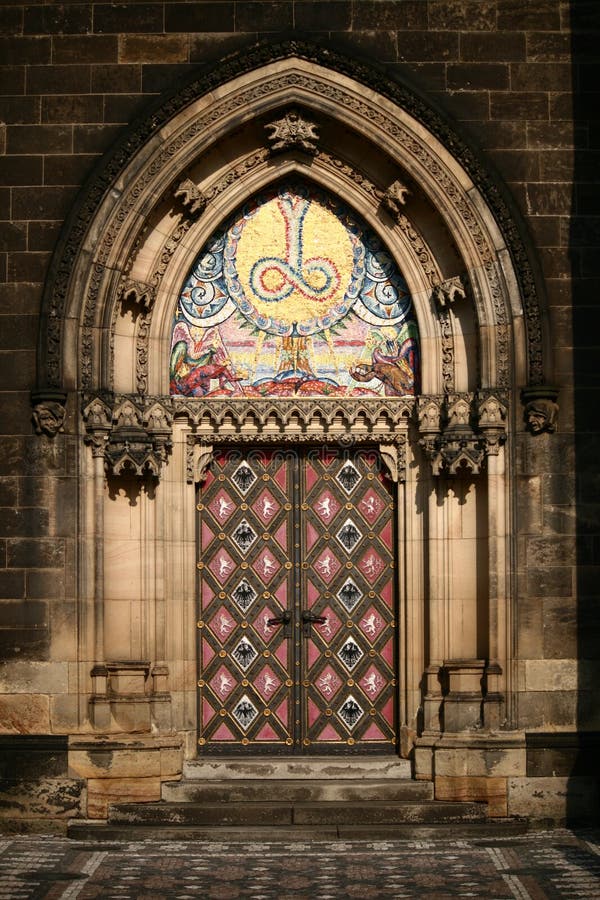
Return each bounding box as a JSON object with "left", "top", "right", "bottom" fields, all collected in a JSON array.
[{"left": 170, "top": 181, "right": 419, "bottom": 398}]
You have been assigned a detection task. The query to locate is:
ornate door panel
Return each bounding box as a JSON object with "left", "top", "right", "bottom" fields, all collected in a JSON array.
[
  {"left": 301, "top": 450, "right": 396, "bottom": 751},
  {"left": 197, "top": 448, "right": 396, "bottom": 754},
  {"left": 197, "top": 449, "right": 295, "bottom": 751}
]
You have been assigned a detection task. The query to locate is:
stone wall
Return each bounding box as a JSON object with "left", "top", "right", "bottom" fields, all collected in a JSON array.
[{"left": 0, "top": 1, "right": 598, "bottom": 827}]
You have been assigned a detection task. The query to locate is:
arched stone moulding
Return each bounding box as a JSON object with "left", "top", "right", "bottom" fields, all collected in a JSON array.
[
  {"left": 38, "top": 44, "right": 551, "bottom": 753},
  {"left": 38, "top": 42, "right": 550, "bottom": 399}
]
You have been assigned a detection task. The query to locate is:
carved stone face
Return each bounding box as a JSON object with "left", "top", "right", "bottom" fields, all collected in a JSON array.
[
  {"left": 33, "top": 401, "right": 65, "bottom": 437},
  {"left": 525, "top": 399, "right": 557, "bottom": 434}
]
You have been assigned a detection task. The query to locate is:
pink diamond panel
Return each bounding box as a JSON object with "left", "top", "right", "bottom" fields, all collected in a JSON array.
[
  {"left": 357, "top": 548, "right": 386, "bottom": 581},
  {"left": 315, "top": 664, "right": 343, "bottom": 699},
  {"left": 357, "top": 488, "right": 385, "bottom": 525},
  {"left": 207, "top": 605, "right": 236, "bottom": 642},
  {"left": 253, "top": 489, "right": 281, "bottom": 525},
  {"left": 252, "top": 550, "right": 281, "bottom": 583},
  {"left": 313, "top": 490, "right": 340, "bottom": 524},
  {"left": 312, "top": 549, "right": 341, "bottom": 584},
  {"left": 207, "top": 489, "right": 236, "bottom": 525},
  {"left": 359, "top": 665, "right": 386, "bottom": 700},
  {"left": 207, "top": 549, "right": 236, "bottom": 585},
  {"left": 209, "top": 665, "right": 237, "bottom": 701},
  {"left": 358, "top": 606, "right": 386, "bottom": 642},
  {"left": 254, "top": 665, "right": 281, "bottom": 701}
]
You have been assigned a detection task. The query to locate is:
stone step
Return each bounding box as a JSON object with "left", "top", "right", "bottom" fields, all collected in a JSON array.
[
  {"left": 162, "top": 777, "right": 433, "bottom": 804},
  {"left": 182, "top": 755, "right": 412, "bottom": 781},
  {"left": 68, "top": 819, "right": 528, "bottom": 842},
  {"left": 108, "top": 799, "right": 488, "bottom": 827}
]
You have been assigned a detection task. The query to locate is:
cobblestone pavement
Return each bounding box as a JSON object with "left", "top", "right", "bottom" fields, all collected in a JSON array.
[{"left": 0, "top": 830, "right": 599, "bottom": 899}]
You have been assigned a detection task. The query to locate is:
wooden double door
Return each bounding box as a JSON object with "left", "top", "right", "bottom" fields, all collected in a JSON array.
[{"left": 197, "top": 446, "right": 397, "bottom": 753}]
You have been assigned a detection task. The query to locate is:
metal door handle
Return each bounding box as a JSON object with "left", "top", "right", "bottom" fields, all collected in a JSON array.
[
  {"left": 267, "top": 610, "right": 292, "bottom": 627},
  {"left": 267, "top": 609, "right": 292, "bottom": 637},
  {"left": 302, "top": 611, "right": 327, "bottom": 625},
  {"left": 302, "top": 610, "right": 327, "bottom": 636}
]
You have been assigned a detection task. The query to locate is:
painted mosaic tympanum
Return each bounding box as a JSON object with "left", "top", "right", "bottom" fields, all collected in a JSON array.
[{"left": 171, "top": 181, "right": 419, "bottom": 398}]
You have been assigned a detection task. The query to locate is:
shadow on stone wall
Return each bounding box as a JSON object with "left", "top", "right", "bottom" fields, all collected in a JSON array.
[{"left": 570, "top": 0, "right": 600, "bottom": 826}]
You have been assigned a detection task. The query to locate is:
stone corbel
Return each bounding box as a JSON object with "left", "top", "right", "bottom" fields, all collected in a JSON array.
[
  {"left": 84, "top": 395, "right": 173, "bottom": 479},
  {"left": 435, "top": 394, "right": 485, "bottom": 476},
  {"left": 419, "top": 394, "right": 486, "bottom": 477},
  {"left": 31, "top": 388, "right": 67, "bottom": 437},
  {"left": 521, "top": 385, "right": 559, "bottom": 435},
  {"left": 83, "top": 395, "right": 113, "bottom": 457},
  {"left": 120, "top": 279, "right": 155, "bottom": 312},
  {"left": 186, "top": 441, "right": 214, "bottom": 485},
  {"left": 105, "top": 399, "right": 172, "bottom": 478},
  {"left": 379, "top": 440, "right": 406, "bottom": 483},
  {"left": 431, "top": 275, "right": 467, "bottom": 309},
  {"left": 417, "top": 396, "right": 443, "bottom": 468},
  {"left": 173, "top": 177, "right": 207, "bottom": 219},
  {"left": 264, "top": 108, "right": 319, "bottom": 155},
  {"left": 477, "top": 392, "right": 507, "bottom": 455}
]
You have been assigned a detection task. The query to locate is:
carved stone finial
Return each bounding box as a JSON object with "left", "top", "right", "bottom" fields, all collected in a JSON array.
[
  {"left": 265, "top": 108, "right": 319, "bottom": 155},
  {"left": 174, "top": 177, "right": 207, "bottom": 218},
  {"left": 382, "top": 180, "right": 410, "bottom": 221},
  {"left": 521, "top": 386, "right": 559, "bottom": 435},
  {"left": 31, "top": 389, "right": 67, "bottom": 437},
  {"left": 432, "top": 276, "right": 467, "bottom": 309}
]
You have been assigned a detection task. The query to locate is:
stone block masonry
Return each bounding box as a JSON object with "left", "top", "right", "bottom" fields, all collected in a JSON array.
[{"left": 0, "top": 0, "right": 597, "bottom": 829}]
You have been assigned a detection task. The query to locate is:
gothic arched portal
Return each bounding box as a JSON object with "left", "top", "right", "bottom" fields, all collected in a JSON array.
[{"left": 35, "top": 44, "right": 551, "bottom": 762}]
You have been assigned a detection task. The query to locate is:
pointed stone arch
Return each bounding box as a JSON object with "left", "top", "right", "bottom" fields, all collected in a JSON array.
[
  {"left": 37, "top": 41, "right": 550, "bottom": 400},
  {"left": 34, "top": 43, "right": 555, "bottom": 764}
]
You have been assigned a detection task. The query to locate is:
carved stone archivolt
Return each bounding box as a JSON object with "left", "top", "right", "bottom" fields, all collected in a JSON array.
[{"left": 39, "top": 42, "right": 548, "bottom": 398}]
